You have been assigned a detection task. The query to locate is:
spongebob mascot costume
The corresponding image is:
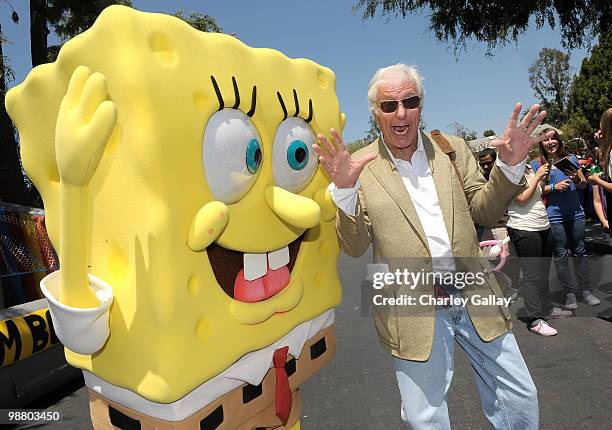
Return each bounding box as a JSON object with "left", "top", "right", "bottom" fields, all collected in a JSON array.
[{"left": 6, "top": 6, "right": 343, "bottom": 429}]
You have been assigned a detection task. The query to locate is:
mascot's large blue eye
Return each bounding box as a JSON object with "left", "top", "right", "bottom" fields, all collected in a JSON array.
[
  {"left": 246, "top": 138, "right": 262, "bottom": 174},
  {"left": 272, "top": 117, "right": 317, "bottom": 193},
  {"left": 287, "top": 140, "right": 309, "bottom": 171}
]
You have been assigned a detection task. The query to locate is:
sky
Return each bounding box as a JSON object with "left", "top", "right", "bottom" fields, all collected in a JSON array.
[{"left": 0, "top": 0, "right": 592, "bottom": 142}]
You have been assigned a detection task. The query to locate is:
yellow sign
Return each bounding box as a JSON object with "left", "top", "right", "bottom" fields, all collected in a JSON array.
[{"left": 0, "top": 308, "right": 59, "bottom": 367}]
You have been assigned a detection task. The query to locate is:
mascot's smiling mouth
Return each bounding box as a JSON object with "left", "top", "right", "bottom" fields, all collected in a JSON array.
[{"left": 207, "top": 234, "right": 303, "bottom": 303}]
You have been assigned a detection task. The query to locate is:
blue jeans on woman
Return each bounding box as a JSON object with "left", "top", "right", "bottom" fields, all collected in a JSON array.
[{"left": 549, "top": 218, "right": 591, "bottom": 293}]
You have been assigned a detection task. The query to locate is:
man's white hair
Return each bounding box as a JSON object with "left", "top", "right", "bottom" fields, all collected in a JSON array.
[{"left": 367, "top": 64, "right": 425, "bottom": 113}]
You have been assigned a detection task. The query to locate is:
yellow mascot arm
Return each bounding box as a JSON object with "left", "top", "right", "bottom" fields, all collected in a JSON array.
[{"left": 55, "top": 66, "right": 117, "bottom": 308}]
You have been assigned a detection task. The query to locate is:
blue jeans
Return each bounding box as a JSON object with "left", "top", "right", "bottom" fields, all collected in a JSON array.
[
  {"left": 394, "top": 305, "right": 538, "bottom": 429},
  {"left": 550, "top": 219, "right": 591, "bottom": 293}
]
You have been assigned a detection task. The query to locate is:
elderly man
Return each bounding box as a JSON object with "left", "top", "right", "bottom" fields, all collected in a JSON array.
[{"left": 314, "top": 64, "right": 551, "bottom": 429}]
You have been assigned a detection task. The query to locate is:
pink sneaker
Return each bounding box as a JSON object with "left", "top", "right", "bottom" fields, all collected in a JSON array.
[{"left": 530, "top": 320, "right": 557, "bottom": 336}]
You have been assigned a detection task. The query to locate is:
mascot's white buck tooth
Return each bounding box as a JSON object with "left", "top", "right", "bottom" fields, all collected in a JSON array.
[
  {"left": 243, "top": 253, "right": 268, "bottom": 280},
  {"left": 269, "top": 246, "right": 290, "bottom": 270}
]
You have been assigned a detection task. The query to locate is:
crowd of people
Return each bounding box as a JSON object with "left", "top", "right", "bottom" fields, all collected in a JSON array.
[{"left": 478, "top": 108, "right": 612, "bottom": 337}]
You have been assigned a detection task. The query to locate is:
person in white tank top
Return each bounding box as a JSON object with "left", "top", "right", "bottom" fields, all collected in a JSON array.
[{"left": 507, "top": 163, "right": 573, "bottom": 336}]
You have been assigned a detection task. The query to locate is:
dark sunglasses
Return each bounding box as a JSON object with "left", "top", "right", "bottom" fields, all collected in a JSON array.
[{"left": 378, "top": 96, "right": 420, "bottom": 113}]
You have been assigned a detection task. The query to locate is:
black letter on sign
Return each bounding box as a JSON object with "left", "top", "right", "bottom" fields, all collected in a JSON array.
[
  {"left": 24, "top": 314, "right": 49, "bottom": 354},
  {"left": 46, "top": 310, "right": 59, "bottom": 345},
  {"left": 0, "top": 320, "right": 22, "bottom": 365}
]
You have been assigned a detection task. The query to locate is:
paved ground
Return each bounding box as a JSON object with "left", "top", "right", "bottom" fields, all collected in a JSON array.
[{"left": 10, "top": 222, "right": 612, "bottom": 429}]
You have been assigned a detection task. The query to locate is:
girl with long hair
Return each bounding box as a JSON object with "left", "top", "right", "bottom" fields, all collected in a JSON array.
[{"left": 532, "top": 128, "right": 600, "bottom": 309}]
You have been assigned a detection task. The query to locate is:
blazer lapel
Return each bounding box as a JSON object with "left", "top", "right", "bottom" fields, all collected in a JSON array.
[
  {"left": 368, "top": 138, "right": 430, "bottom": 253},
  {"left": 423, "top": 132, "right": 455, "bottom": 245}
]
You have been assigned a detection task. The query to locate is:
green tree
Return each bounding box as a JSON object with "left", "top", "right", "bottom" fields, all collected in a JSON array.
[
  {"left": 174, "top": 10, "right": 222, "bottom": 33},
  {"left": 483, "top": 129, "right": 496, "bottom": 137},
  {"left": 567, "top": 31, "right": 612, "bottom": 144},
  {"left": 561, "top": 113, "right": 593, "bottom": 150},
  {"left": 528, "top": 48, "right": 572, "bottom": 125},
  {"left": 354, "top": 0, "right": 611, "bottom": 54}
]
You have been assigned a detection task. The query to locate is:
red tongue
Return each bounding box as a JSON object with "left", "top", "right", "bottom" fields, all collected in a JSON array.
[{"left": 234, "top": 266, "right": 290, "bottom": 302}]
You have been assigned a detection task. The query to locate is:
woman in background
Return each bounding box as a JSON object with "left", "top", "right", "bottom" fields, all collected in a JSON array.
[
  {"left": 532, "top": 128, "right": 600, "bottom": 309},
  {"left": 507, "top": 162, "right": 573, "bottom": 336}
]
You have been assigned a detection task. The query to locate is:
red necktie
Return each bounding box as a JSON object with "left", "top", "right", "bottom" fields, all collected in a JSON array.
[{"left": 272, "top": 346, "right": 292, "bottom": 426}]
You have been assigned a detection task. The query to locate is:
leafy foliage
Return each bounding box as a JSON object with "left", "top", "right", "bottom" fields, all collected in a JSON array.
[
  {"left": 354, "top": 0, "right": 611, "bottom": 54},
  {"left": 561, "top": 112, "right": 593, "bottom": 151},
  {"left": 483, "top": 129, "right": 496, "bottom": 137},
  {"left": 174, "top": 10, "right": 222, "bottom": 33},
  {"left": 567, "top": 31, "right": 612, "bottom": 142},
  {"left": 528, "top": 48, "right": 572, "bottom": 125}
]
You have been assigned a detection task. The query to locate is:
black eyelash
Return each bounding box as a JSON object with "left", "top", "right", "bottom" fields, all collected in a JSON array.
[
  {"left": 247, "top": 85, "right": 257, "bottom": 117},
  {"left": 210, "top": 75, "right": 224, "bottom": 111},
  {"left": 306, "top": 99, "right": 313, "bottom": 123},
  {"left": 211, "top": 75, "right": 257, "bottom": 117},
  {"left": 292, "top": 89, "right": 300, "bottom": 117},
  {"left": 277, "top": 91, "right": 288, "bottom": 121},
  {"left": 278, "top": 90, "right": 314, "bottom": 123},
  {"left": 231, "top": 76, "right": 240, "bottom": 109}
]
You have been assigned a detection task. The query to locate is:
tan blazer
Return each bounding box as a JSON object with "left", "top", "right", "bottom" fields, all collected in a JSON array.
[{"left": 336, "top": 132, "right": 526, "bottom": 361}]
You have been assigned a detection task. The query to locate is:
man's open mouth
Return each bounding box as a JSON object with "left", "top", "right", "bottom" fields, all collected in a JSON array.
[
  {"left": 207, "top": 235, "right": 303, "bottom": 303},
  {"left": 392, "top": 125, "right": 410, "bottom": 135}
]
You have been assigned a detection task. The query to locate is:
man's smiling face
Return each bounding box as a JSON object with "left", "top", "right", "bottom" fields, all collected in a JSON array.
[{"left": 374, "top": 77, "right": 421, "bottom": 158}]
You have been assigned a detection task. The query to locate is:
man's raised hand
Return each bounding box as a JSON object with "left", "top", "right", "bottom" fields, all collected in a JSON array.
[
  {"left": 314, "top": 128, "right": 376, "bottom": 188},
  {"left": 491, "top": 103, "right": 554, "bottom": 166}
]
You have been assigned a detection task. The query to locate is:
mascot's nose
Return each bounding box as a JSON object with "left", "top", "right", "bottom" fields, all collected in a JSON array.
[{"left": 264, "top": 186, "right": 320, "bottom": 229}]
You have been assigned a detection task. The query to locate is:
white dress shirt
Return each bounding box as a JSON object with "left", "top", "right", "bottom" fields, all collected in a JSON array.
[{"left": 330, "top": 133, "right": 525, "bottom": 272}]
